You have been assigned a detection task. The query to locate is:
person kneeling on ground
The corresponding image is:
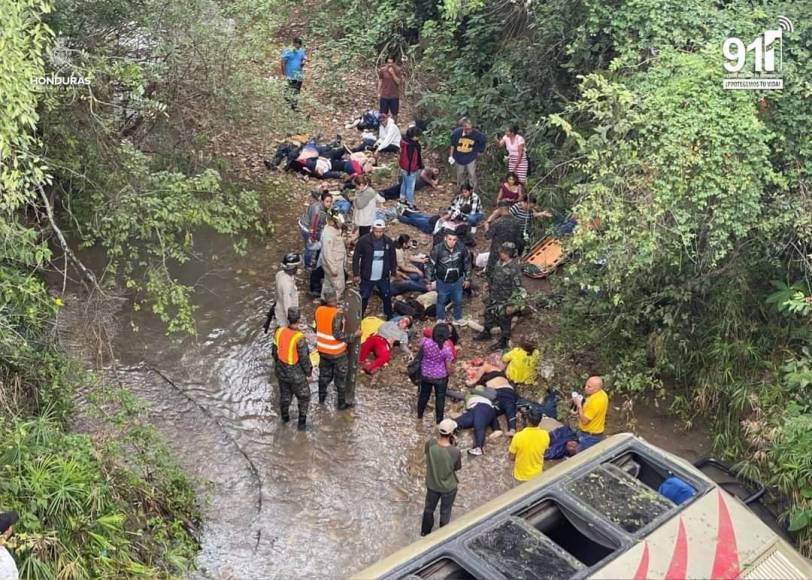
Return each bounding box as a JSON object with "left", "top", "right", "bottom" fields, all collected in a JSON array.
[
  {"left": 448, "top": 184, "right": 484, "bottom": 229},
  {"left": 566, "top": 375, "right": 608, "bottom": 454},
  {"left": 503, "top": 340, "right": 540, "bottom": 386},
  {"left": 421, "top": 419, "right": 461, "bottom": 536},
  {"left": 509, "top": 410, "right": 550, "bottom": 482},
  {"left": 358, "top": 316, "right": 413, "bottom": 375}
]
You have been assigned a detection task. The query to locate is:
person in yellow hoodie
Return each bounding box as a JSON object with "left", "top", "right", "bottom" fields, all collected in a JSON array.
[{"left": 502, "top": 341, "right": 539, "bottom": 385}]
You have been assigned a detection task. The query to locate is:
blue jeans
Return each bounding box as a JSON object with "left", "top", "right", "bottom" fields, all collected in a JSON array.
[
  {"left": 576, "top": 430, "right": 605, "bottom": 452},
  {"left": 359, "top": 278, "right": 393, "bottom": 319},
  {"left": 436, "top": 278, "right": 464, "bottom": 321},
  {"left": 301, "top": 229, "right": 314, "bottom": 268},
  {"left": 398, "top": 210, "right": 435, "bottom": 235},
  {"left": 399, "top": 170, "right": 418, "bottom": 206},
  {"left": 393, "top": 273, "right": 427, "bottom": 295},
  {"left": 466, "top": 212, "right": 484, "bottom": 226}
]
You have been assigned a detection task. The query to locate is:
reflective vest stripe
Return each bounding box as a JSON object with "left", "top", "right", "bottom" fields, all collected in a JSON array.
[
  {"left": 315, "top": 306, "right": 347, "bottom": 355},
  {"left": 274, "top": 327, "right": 303, "bottom": 365}
]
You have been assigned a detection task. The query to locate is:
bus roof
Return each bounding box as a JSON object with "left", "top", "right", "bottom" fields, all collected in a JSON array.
[{"left": 354, "top": 433, "right": 812, "bottom": 580}]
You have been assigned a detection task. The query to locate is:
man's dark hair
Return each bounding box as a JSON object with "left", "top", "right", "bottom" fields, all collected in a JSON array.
[
  {"left": 405, "top": 126, "right": 422, "bottom": 140},
  {"left": 510, "top": 124, "right": 520, "bottom": 135},
  {"left": 395, "top": 234, "right": 411, "bottom": 249},
  {"left": 0, "top": 511, "right": 18, "bottom": 534},
  {"left": 431, "top": 323, "right": 450, "bottom": 348},
  {"left": 521, "top": 194, "right": 535, "bottom": 204},
  {"left": 293, "top": 37, "right": 303, "bottom": 47},
  {"left": 526, "top": 411, "right": 542, "bottom": 426},
  {"left": 460, "top": 183, "right": 473, "bottom": 194},
  {"left": 321, "top": 191, "right": 333, "bottom": 202}
]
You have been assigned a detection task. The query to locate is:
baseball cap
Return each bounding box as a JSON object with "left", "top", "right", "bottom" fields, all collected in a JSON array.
[
  {"left": 373, "top": 219, "right": 386, "bottom": 229},
  {"left": 438, "top": 418, "right": 458, "bottom": 435}
]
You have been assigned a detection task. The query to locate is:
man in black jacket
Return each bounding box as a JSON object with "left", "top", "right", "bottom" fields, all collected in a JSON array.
[
  {"left": 352, "top": 219, "right": 397, "bottom": 318},
  {"left": 427, "top": 230, "right": 471, "bottom": 325}
]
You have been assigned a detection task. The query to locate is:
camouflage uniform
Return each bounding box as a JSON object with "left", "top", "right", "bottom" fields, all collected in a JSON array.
[
  {"left": 318, "top": 309, "right": 350, "bottom": 408},
  {"left": 272, "top": 332, "right": 313, "bottom": 423},
  {"left": 483, "top": 258, "right": 524, "bottom": 340},
  {"left": 485, "top": 215, "right": 524, "bottom": 281}
]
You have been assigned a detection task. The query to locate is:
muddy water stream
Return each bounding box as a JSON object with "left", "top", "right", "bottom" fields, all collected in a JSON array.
[{"left": 78, "top": 197, "right": 711, "bottom": 579}]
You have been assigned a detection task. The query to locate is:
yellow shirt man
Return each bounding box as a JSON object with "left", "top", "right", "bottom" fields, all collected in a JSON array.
[
  {"left": 508, "top": 426, "right": 550, "bottom": 481},
  {"left": 579, "top": 389, "right": 608, "bottom": 434},
  {"left": 502, "top": 347, "right": 539, "bottom": 385}
]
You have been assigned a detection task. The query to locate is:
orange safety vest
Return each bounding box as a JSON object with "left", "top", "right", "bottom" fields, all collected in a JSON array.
[
  {"left": 314, "top": 305, "right": 347, "bottom": 356},
  {"left": 274, "top": 327, "right": 303, "bottom": 365}
]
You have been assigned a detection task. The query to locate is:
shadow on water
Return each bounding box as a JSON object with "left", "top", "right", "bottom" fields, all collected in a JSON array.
[{"left": 63, "top": 195, "right": 712, "bottom": 579}]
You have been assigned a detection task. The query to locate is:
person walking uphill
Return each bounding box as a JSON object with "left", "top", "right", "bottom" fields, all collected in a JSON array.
[
  {"left": 273, "top": 307, "right": 312, "bottom": 431},
  {"left": 274, "top": 252, "right": 301, "bottom": 328},
  {"left": 280, "top": 37, "right": 306, "bottom": 111},
  {"left": 421, "top": 419, "right": 462, "bottom": 536},
  {"left": 474, "top": 242, "right": 525, "bottom": 351},
  {"left": 449, "top": 117, "right": 486, "bottom": 193},
  {"left": 417, "top": 323, "right": 454, "bottom": 423},
  {"left": 353, "top": 220, "right": 397, "bottom": 319},
  {"left": 315, "top": 290, "right": 354, "bottom": 410},
  {"left": 378, "top": 55, "right": 402, "bottom": 120},
  {"left": 427, "top": 230, "right": 471, "bottom": 326}
]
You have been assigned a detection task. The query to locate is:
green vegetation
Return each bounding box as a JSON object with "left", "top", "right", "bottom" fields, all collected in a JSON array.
[
  {"left": 315, "top": 0, "right": 811, "bottom": 553},
  {"left": 2, "top": 0, "right": 811, "bottom": 572}
]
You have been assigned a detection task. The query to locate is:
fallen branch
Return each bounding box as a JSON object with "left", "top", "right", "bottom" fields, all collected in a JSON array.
[{"left": 36, "top": 182, "right": 105, "bottom": 295}]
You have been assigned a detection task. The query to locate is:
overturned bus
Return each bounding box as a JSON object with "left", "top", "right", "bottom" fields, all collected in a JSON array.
[{"left": 355, "top": 433, "right": 811, "bottom": 580}]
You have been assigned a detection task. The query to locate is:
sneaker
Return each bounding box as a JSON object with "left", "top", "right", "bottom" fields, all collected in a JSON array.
[
  {"left": 338, "top": 402, "right": 355, "bottom": 410},
  {"left": 488, "top": 430, "right": 503, "bottom": 440},
  {"left": 467, "top": 447, "right": 483, "bottom": 456},
  {"left": 452, "top": 319, "right": 467, "bottom": 327}
]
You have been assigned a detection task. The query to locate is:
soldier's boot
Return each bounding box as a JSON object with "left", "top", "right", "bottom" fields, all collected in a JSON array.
[
  {"left": 338, "top": 401, "right": 355, "bottom": 410},
  {"left": 491, "top": 337, "right": 509, "bottom": 352},
  {"left": 473, "top": 329, "right": 492, "bottom": 342},
  {"left": 297, "top": 415, "right": 307, "bottom": 431},
  {"left": 281, "top": 412, "right": 290, "bottom": 423}
]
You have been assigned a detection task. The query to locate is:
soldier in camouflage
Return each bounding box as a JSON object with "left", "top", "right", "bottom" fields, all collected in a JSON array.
[
  {"left": 484, "top": 213, "right": 524, "bottom": 282},
  {"left": 272, "top": 307, "right": 313, "bottom": 431},
  {"left": 474, "top": 242, "right": 525, "bottom": 351}
]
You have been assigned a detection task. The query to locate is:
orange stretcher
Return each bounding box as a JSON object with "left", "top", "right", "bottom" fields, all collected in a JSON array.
[{"left": 521, "top": 235, "right": 567, "bottom": 279}]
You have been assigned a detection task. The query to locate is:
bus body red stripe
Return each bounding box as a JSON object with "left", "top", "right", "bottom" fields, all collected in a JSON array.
[
  {"left": 665, "top": 518, "right": 688, "bottom": 580},
  {"left": 633, "top": 542, "right": 650, "bottom": 580},
  {"left": 710, "top": 491, "right": 740, "bottom": 579}
]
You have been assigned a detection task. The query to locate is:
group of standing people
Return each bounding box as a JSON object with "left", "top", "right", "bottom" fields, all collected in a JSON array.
[{"left": 272, "top": 37, "right": 611, "bottom": 539}]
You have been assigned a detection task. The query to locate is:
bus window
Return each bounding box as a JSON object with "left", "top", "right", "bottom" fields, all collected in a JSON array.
[
  {"left": 408, "top": 556, "right": 476, "bottom": 580},
  {"left": 516, "top": 499, "right": 618, "bottom": 566},
  {"left": 566, "top": 464, "right": 675, "bottom": 534},
  {"left": 611, "top": 451, "right": 673, "bottom": 491},
  {"left": 466, "top": 518, "right": 583, "bottom": 580}
]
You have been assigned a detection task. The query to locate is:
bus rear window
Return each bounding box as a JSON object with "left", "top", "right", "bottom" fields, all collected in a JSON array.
[
  {"left": 566, "top": 464, "right": 675, "bottom": 533},
  {"left": 408, "top": 556, "right": 476, "bottom": 580}
]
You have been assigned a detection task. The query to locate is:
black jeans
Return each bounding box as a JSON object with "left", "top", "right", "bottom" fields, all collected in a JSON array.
[
  {"left": 455, "top": 403, "right": 497, "bottom": 449},
  {"left": 417, "top": 377, "right": 448, "bottom": 422},
  {"left": 359, "top": 278, "right": 393, "bottom": 319},
  {"left": 495, "top": 387, "right": 518, "bottom": 430},
  {"left": 421, "top": 487, "right": 457, "bottom": 536}
]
